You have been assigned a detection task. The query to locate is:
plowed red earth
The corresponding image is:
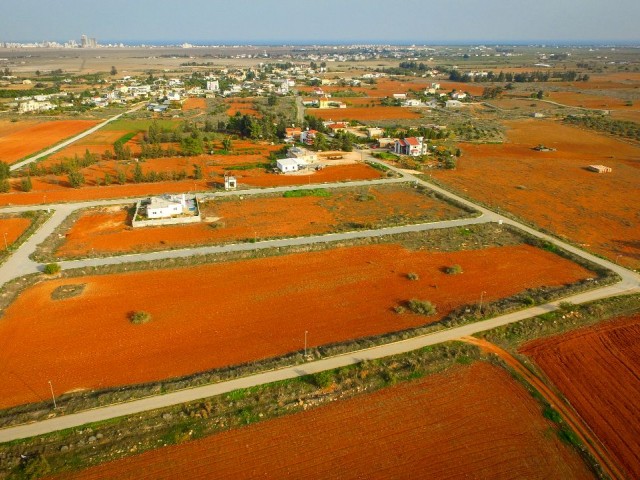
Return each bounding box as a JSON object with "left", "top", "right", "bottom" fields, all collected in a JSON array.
[
  {"left": 0, "top": 216, "right": 32, "bottom": 247},
  {"left": 46, "top": 362, "right": 593, "bottom": 480},
  {"left": 0, "top": 243, "right": 593, "bottom": 408},
  {"left": 56, "top": 184, "right": 465, "bottom": 257},
  {"left": 307, "top": 106, "right": 420, "bottom": 121},
  {"left": 430, "top": 118, "right": 640, "bottom": 268},
  {"left": 0, "top": 120, "right": 98, "bottom": 164},
  {"left": 182, "top": 98, "right": 206, "bottom": 111},
  {"left": 521, "top": 314, "right": 640, "bottom": 479}
]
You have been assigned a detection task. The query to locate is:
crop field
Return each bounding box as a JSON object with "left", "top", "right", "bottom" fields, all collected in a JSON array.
[
  {"left": 54, "top": 184, "right": 468, "bottom": 257},
  {"left": 42, "top": 129, "right": 131, "bottom": 162},
  {"left": 47, "top": 362, "right": 593, "bottom": 480},
  {"left": 307, "top": 106, "right": 421, "bottom": 121},
  {"left": 182, "top": 97, "right": 207, "bottom": 111},
  {"left": 521, "top": 314, "right": 640, "bottom": 479},
  {"left": 0, "top": 215, "right": 32, "bottom": 247},
  {"left": 0, "top": 119, "right": 98, "bottom": 164},
  {"left": 0, "top": 241, "right": 594, "bottom": 408},
  {"left": 546, "top": 91, "right": 634, "bottom": 109},
  {"left": 224, "top": 98, "right": 260, "bottom": 116},
  {"left": 430, "top": 118, "right": 640, "bottom": 268}
]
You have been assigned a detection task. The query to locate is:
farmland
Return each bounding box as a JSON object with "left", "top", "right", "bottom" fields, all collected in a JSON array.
[
  {"left": 46, "top": 362, "right": 593, "bottom": 480},
  {"left": 0, "top": 119, "right": 98, "bottom": 164},
  {"left": 0, "top": 215, "right": 32, "bottom": 248},
  {"left": 521, "top": 313, "right": 640, "bottom": 480},
  {"left": 54, "top": 183, "right": 469, "bottom": 258},
  {"left": 430, "top": 118, "right": 640, "bottom": 268},
  {"left": 0, "top": 239, "right": 594, "bottom": 408}
]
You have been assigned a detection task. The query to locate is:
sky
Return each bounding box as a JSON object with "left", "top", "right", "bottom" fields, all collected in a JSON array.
[{"left": 2, "top": 0, "right": 639, "bottom": 44}]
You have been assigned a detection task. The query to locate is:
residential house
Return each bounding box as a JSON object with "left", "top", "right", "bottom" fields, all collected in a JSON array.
[
  {"left": 393, "top": 137, "right": 427, "bottom": 156},
  {"left": 146, "top": 194, "right": 187, "bottom": 219},
  {"left": 277, "top": 157, "right": 307, "bottom": 173},
  {"left": 367, "top": 127, "right": 384, "bottom": 139}
]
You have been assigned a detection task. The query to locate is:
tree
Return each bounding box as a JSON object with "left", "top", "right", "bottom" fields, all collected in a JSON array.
[
  {"left": 43, "top": 263, "right": 61, "bottom": 275},
  {"left": 267, "top": 95, "right": 277, "bottom": 106},
  {"left": 222, "top": 136, "right": 232, "bottom": 152},
  {"left": 536, "top": 90, "right": 544, "bottom": 100},
  {"left": 21, "top": 176, "right": 32, "bottom": 192},
  {"left": 0, "top": 179, "right": 10, "bottom": 193},
  {"left": 68, "top": 171, "right": 85, "bottom": 188},
  {"left": 133, "top": 162, "right": 144, "bottom": 183},
  {"left": 193, "top": 164, "right": 203, "bottom": 180},
  {"left": 110, "top": 66, "right": 118, "bottom": 76},
  {"left": 0, "top": 161, "right": 9, "bottom": 180},
  {"left": 116, "top": 169, "right": 127, "bottom": 185}
]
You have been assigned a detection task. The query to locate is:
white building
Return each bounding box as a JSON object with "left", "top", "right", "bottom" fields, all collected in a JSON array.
[
  {"left": 277, "top": 158, "right": 308, "bottom": 173},
  {"left": 445, "top": 100, "right": 463, "bottom": 108},
  {"left": 206, "top": 80, "right": 220, "bottom": 92},
  {"left": 146, "top": 194, "right": 187, "bottom": 219}
]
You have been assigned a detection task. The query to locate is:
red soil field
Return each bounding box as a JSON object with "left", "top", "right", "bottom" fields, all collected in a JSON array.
[
  {"left": 307, "top": 106, "right": 421, "bottom": 121},
  {"left": 430, "top": 118, "right": 640, "bottom": 268},
  {"left": 43, "top": 130, "right": 130, "bottom": 163},
  {"left": 0, "top": 119, "right": 39, "bottom": 137},
  {"left": 55, "top": 184, "right": 465, "bottom": 257},
  {"left": 0, "top": 243, "right": 593, "bottom": 408},
  {"left": 182, "top": 97, "right": 207, "bottom": 111},
  {"left": 0, "top": 120, "right": 98, "bottom": 164},
  {"left": 225, "top": 98, "right": 260, "bottom": 116},
  {"left": 439, "top": 81, "right": 485, "bottom": 96},
  {"left": 521, "top": 314, "right": 640, "bottom": 479},
  {"left": 46, "top": 362, "right": 593, "bottom": 480},
  {"left": 298, "top": 78, "right": 429, "bottom": 99},
  {"left": 547, "top": 91, "right": 632, "bottom": 109},
  {"left": 0, "top": 216, "right": 32, "bottom": 247}
]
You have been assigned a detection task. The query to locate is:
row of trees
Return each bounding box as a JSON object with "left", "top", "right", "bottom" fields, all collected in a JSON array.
[{"left": 449, "top": 70, "right": 589, "bottom": 83}]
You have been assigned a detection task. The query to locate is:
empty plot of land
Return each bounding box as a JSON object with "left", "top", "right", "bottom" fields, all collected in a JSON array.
[
  {"left": 431, "top": 118, "right": 640, "bottom": 268},
  {"left": 521, "top": 314, "right": 640, "bottom": 480},
  {"left": 47, "top": 362, "right": 593, "bottom": 480},
  {"left": 0, "top": 242, "right": 594, "bottom": 408},
  {"left": 0, "top": 120, "right": 98, "bottom": 164},
  {"left": 0, "top": 215, "right": 32, "bottom": 247},
  {"left": 55, "top": 184, "right": 467, "bottom": 257},
  {"left": 307, "top": 106, "right": 421, "bottom": 121}
]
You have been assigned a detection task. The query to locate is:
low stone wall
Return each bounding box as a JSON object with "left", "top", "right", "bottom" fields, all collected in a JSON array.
[{"left": 131, "top": 214, "right": 201, "bottom": 228}]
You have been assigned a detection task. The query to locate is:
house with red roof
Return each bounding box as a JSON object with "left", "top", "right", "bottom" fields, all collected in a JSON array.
[{"left": 393, "top": 137, "right": 426, "bottom": 156}]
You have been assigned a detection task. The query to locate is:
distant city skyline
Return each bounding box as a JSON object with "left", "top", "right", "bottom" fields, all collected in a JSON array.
[{"left": 1, "top": 0, "right": 639, "bottom": 44}]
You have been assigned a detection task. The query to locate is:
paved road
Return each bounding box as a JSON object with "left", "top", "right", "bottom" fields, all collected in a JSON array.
[
  {"left": 10, "top": 103, "right": 145, "bottom": 172},
  {"left": 0, "top": 151, "right": 638, "bottom": 443}
]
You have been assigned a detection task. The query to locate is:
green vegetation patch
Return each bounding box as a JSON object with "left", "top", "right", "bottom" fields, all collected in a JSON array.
[
  {"left": 50, "top": 284, "right": 86, "bottom": 301},
  {"left": 282, "top": 188, "right": 331, "bottom": 198}
]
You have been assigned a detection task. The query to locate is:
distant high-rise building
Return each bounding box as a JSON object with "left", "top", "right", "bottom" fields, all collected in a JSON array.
[
  {"left": 81, "top": 34, "right": 88, "bottom": 48},
  {"left": 89, "top": 37, "right": 97, "bottom": 48}
]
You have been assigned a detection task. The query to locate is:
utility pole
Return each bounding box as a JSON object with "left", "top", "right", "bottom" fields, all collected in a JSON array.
[
  {"left": 3, "top": 232, "right": 7, "bottom": 251},
  {"left": 479, "top": 291, "right": 486, "bottom": 314},
  {"left": 48, "top": 380, "right": 57, "bottom": 409},
  {"left": 304, "top": 330, "right": 308, "bottom": 358}
]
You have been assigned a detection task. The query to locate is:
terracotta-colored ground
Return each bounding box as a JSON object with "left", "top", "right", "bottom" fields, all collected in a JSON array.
[
  {"left": 0, "top": 216, "right": 32, "bottom": 247},
  {"left": 43, "top": 130, "right": 130, "bottom": 163},
  {"left": 0, "top": 120, "right": 98, "bottom": 164},
  {"left": 439, "top": 81, "right": 486, "bottom": 96},
  {"left": 0, "top": 243, "right": 593, "bottom": 408},
  {"left": 225, "top": 98, "right": 260, "bottom": 116},
  {"left": 431, "top": 118, "right": 640, "bottom": 268},
  {"left": 0, "top": 119, "right": 39, "bottom": 137},
  {"left": 56, "top": 184, "right": 466, "bottom": 257},
  {"left": 547, "top": 91, "right": 633, "bottom": 110},
  {"left": 521, "top": 314, "right": 640, "bottom": 480},
  {"left": 307, "top": 106, "right": 421, "bottom": 121},
  {"left": 46, "top": 362, "right": 593, "bottom": 480},
  {"left": 182, "top": 97, "right": 207, "bottom": 111},
  {"left": 0, "top": 162, "right": 382, "bottom": 206}
]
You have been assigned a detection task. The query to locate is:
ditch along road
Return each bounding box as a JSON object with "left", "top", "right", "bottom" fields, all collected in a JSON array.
[
  {"left": 460, "top": 336, "right": 626, "bottom": 480},
  {"left": 0, "top": 157, "right": 638, "bottom": 445},
  {"left": 9, "top": 103, "right": 146, "bottom": 173}
]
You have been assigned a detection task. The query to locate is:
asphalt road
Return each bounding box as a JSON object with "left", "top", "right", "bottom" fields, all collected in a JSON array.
[{"left": 0, "top": 151, "right": 638, "bottom": 443}]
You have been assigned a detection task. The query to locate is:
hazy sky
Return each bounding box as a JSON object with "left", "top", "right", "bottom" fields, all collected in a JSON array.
[{"left": 2, "top": 0, "right": 638, "bottom": 44}]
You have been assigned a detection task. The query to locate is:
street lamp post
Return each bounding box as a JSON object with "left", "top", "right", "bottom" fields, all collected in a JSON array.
[
  {"left": 48, "top": 380, "right": 57, "bottom": 409},
  {"left": 304, "top": 330, "right": 308, "bottom": 358}
]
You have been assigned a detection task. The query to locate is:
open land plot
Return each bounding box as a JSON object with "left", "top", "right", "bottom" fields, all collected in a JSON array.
[
  {"left": 546, "top": 91, "right": 636, "bottom": 110},
  {"left": 53, "top": 183, "right": 469, "bottom": 258},
  {"left": 430, "top": 118, "right": 640, "bottom": 268},
  {"left": 0, "top": 240, "right": 595, "bottom": 409},
  {"left": 0, "top": 215, "right": 33, "bottom": 247},
  {"left": 0, "top": 156, "right": 381, "bottom": 206},
  {"left": 46, "top": 362, "right": 593, "bottom": 480},
  {"left": 182, "top": 97, "right": 207, "bottom": 111},
  {"left": 521, "top": 314, "right": 640, "bottom": 480},
  {"left": 0, "top": 120, "right": 98, "bottom": 164},
  {"left": 307, "top": 106, "right": 421, "bottom": 121},
  {"left": 224, "top": 98, "right": 260, "bottom": 116},
  {"left": 42, "top": 129, "right": 132, "bottom": 162}
]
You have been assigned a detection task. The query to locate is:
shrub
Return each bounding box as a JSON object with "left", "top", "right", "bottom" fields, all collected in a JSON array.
[
  {"left": 445, "top": 264, "right": 463, "bottom": 275},
  {"left": 68, "top": 171, "right": 85, "bottom": 188},
  {"left": 308, "top": 370, "right": 333, "bottom": 388},
  {"left": 393, "top": 305, "right": 406, "bottom": 314},
  {"left": 406, "top": 272, "right": 420, "bottom": 281},
  {"left": 0, "top": 178, "right": 10, "bottom": 193},
  {"left": 21, "top": 176, "right": 33, "bottom": 192},
  {"left": 407, "top": 299, "right": 437, "bottom": 316},
  {"left": 130, "top": 311, "right": 152, "bottom": 324},
  {"left": 43, "top": 263, "right": 61, "bottom": 275}
]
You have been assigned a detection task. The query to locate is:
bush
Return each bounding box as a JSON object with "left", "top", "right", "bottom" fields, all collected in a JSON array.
[
  {"left": 130, "top": 311, "right": 152, "bottom": 324},
  {"left": 407, "top": 299, "right": 437, "bottom": 316},
  {"left": 308, "top": 370, "right": 333, "bottom": 388},
  {"left": 445, "top": 264, "right": 463, "bottom": 275},
  {"left": 68, "top": 171, "right": 85, "bottom": 188},
  {"left": 406, "top": 272, "right": 420, "bottom": 281},
  {"left": 43, "top": 263, "right": 61, "bottom": 275},
  {"left": 21, "top": 176, "right": 33, "bottom": 192}
]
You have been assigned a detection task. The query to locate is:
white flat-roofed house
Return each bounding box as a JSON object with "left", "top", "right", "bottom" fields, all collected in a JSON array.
[
  {"left": 277, "top": 157, "right": 308, "bottom": 173},
  {"left": 146, "top": 194, "right": 187, "bottom": 219}
]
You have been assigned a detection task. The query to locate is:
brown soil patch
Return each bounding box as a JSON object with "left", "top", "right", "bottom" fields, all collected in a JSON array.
[
  {"left": 56, "top": 184, "right": 466, "bottom": 257},
  {"left": 431, "top": 118, "right": 640, "bottom": 268},
  {"left": 547, "top": 91, "right": 631, "bottom": 109},
  {"left": 521, "top": 314, "right": 640, "bottom": 479},
  {"left": 307, "top": 106, "right": 421, "bottom": 121},
  {"left": 0, "top": 120, "right": 98, "bottom": 164},
  {"left": 0, "top": 216, "right": 32, "bottom": 247},
  {"left": 232, "top": 163, "right": 383, "bottom": 187},
  {"left": 0, "top": 243, "right": 593, "bottom": 408},
  {"left": 225, "top": 98, "right": 260, "bottom": 116},
  {"left": 182, "top": 97, "right": 207, "bottom": 111},
  {"left": 439, "top": 81, "right": 485, "bottom": 96},
  {"left": 0, "top": 119, "right": 40, "bottom": 137},
  {"left": 47, "top": 363, "right": 592, "bottom": 480}
]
